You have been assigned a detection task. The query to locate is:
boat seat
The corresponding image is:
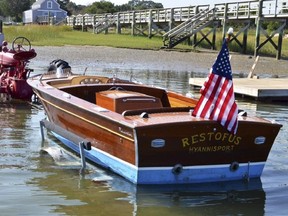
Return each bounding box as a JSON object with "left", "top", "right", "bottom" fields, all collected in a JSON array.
[
  {"left": 71, "top": 76, "right": 109, "bottom": 85},
  {"left": 122, "top": 107, "right": 193, "bottom": 116},
  {"left": 96, "top": 90, "right": 163, "bottom": 114},
  {"left": 167, "top": 91, "right": 197, "bottom": 107}
]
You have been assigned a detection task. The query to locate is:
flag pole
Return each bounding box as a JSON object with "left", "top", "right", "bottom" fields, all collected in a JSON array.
[
  {"left": 192, "top": 26, "right": 239, "bottom": 134},
  {"left": 226, "top": 27, "right": 234, "bottom": 43}
]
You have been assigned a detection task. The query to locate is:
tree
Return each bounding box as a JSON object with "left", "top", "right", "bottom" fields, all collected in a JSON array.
[
  {"left": 0, "top": 0, "right": 32, "bottom": 22},
  {"left": 127, "top": 0, "right": 163, "bottom": 10},
  {"left": 115, "top": 4, "right": 132, "bottom": 12},
  {"left": 83, "top": 0, "right": 163, "bottom": 14},
  {"left": 57, "top": 0, "right": 73, "bottom": 15},
  {"left": 66, "top": 1, "right": 86, "bottom": 15},
  {"left": 85, "top": 0, "right": 116, "bottom": 14}
]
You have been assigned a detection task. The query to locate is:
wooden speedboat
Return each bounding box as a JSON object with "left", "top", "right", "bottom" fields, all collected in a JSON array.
[{"left": 28, "top": 61, "right": 282, "bottom": 185}]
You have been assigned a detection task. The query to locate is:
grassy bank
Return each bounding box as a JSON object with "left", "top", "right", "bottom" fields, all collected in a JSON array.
[
  {"left": 3, "top": 25, "right": 178, "bottom": 50},
  {"left": 3, "top": 25, "right": 288, "bottom": 58}
]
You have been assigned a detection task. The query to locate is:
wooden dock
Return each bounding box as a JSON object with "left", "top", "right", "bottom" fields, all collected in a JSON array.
[
  {"left": 189, "top": 78, "right": 288, "bottom": 101},
  {"left": 67, "top": 0, "right": 288, "bottom": 59}
]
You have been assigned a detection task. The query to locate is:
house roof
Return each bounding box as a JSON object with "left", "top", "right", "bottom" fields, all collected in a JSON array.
[
  {"left": 32, "top": 0, "right": 46, "bottom": 9},
  {"left": 32, "top": 0, "right": 60, "bottom": 10}
]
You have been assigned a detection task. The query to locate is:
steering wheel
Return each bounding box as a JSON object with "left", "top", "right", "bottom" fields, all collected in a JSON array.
[{"left": 12, "top": 37, "right": 31, "bottom": 51}]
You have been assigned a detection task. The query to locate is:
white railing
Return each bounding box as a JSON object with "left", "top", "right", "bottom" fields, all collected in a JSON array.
[{"left": 66, "top": 0, "right": 288, "bottom": 27}]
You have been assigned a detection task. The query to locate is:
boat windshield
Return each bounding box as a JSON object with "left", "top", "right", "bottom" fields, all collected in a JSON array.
[
  {"left": 45, "top": 59, "right": 73, "bottom": 78},
  {"left": 44, "top": 67, "right": 72, "bottom": 78},
  {"left": 56, "top": 67, "right": 72, "bottom": 78}
]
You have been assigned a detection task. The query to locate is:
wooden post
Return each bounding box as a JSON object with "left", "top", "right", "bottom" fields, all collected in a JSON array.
[
  {"left": 93, "top": 15, "right": 96, "bottom": 34},
  {"left": 131, "top": 11, "right": 136, "bottom": 36},
  {"left": 276, "top": 21, "right": 285, "bottom": 60},
  {"left": 82, "top": 15, "right": 85, "bottom": 32},
  {"left": 169, "top": 8, "right": 174, "bottom": 31},
  {"left": 116, "top": 13, "right": 121, "bottom": 34},
  {"left": 148, "top": 9, "right": 153, "bottom": 38},
  {"left": 104, "top": 14, "right": 108, "bottom": 34},
  {"left": 222, "top": 3, "right": 228, "bottom": 41},
  {"left": 212, "top": 22, "right": 217, "bottom": 50},
  {"left": 72, "top": 16, "right": 76, "bottom": 30},
  {"left": 242, "top": 21, "right": 249, "bottom": 54},
  {"left": 193, "top": 6, "right": 199, "bottom": 45},
  {"left": 255, "top": 0, "right": 263, "bottom": 57},
  {"left": 247, "top": 55, "right": 260, "bottom": 78},
  {"left": 48, "top": 11, "right": 51, "bottom": 25}
]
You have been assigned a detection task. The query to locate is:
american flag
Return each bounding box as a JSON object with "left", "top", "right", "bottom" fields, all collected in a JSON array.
[{"left": 192, "top": 40, "right": 238, "bottom": 134}]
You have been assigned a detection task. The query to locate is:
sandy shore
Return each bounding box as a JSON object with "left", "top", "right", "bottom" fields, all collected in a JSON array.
[{"left": 32, "top": 45, "right": 288, "bottom": 77}]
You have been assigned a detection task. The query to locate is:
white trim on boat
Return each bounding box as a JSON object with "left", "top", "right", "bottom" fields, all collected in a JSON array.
[
  {"left": 137, "top": 162, "right": 266, "bottom": 171},
  {"left": 91, "top": 146, "right": 137, "bottom": 169}
]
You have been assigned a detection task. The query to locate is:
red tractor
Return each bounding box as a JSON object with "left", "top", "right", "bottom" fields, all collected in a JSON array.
[{"left": 0, "top": 37, "right": 36, "bottom": 102}]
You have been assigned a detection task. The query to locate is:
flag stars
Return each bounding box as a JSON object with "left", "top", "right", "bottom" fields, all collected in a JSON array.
[{"left": 211, "top": 43, "right": 233, "bottom": 79}]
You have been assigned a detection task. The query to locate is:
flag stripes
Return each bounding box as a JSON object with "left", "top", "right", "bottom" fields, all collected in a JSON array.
[{"left": 192, "top": 41, "right": 238, "bottom": 134}]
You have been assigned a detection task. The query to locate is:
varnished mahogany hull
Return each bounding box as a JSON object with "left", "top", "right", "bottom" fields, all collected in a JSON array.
[{"left": 29, "top": 77, "right": 282, "bottom": 184}]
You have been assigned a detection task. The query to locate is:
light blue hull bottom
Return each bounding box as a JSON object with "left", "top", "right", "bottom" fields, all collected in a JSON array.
[{"left": 53, "top": 132, "right": 266, "bottom": 185}]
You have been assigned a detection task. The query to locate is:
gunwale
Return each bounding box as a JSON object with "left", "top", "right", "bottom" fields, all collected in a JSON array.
[{"left": 32, "top": 75, "right": 273, "bottom": 128}]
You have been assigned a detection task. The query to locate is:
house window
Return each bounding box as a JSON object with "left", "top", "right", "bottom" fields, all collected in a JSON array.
[{"left": 47, "top": 1, "right": 52, "bottom": 9}]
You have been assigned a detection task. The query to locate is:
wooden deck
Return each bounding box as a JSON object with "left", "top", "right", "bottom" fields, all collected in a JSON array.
[{"left": 189, "top": 78, "right": 288, "bottom": 101}]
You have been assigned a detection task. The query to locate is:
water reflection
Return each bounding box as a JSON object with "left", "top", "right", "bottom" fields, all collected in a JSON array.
[
  {"left": 0, "top": 103, "right": 38, "bottom": 169},
  {"left": 118, "top": 179, "right": 265, "bottom": 216},
  {"left": 33, "top": 145, "right": 266, "bottom": 216},
  {"left": 0, "top": 103, "right": 84, "bottom": 216}
]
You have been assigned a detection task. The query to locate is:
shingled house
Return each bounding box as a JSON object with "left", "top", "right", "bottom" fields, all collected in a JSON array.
[{"left": 23, "top": 0, "right": 67, "bottom": 24}]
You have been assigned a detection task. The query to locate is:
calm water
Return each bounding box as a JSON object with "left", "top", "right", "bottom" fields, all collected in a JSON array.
[{"left": 1, "top": 67, "right": 288, "bottom": 216}]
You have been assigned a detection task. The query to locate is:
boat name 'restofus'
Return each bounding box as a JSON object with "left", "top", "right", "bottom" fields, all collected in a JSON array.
[{"left": 182, "top": 132, "right": 242, "bottom": 147}]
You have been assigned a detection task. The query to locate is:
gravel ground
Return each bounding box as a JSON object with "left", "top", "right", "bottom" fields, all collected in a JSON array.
[{"left": 32, "top": 45, "right": 288, "bottom": 77}]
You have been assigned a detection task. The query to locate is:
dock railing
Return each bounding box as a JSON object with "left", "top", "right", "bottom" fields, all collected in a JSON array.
[
  {"left": 66, "top": 5, "right": 211, "bottom": 27},
  {"left": 67, "top": 1, "right": 288, "bottom": 28},
  {"left": 214, "top": 0, "right": 288, "bottom": 19}
]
